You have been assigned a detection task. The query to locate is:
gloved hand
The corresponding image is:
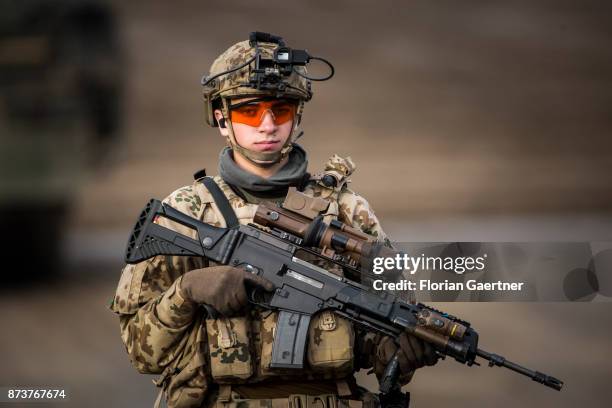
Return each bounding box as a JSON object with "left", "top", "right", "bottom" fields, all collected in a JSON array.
[
  {"left": 374, "top": 332, "right": 439, "bottom": 383},
  {"left": 178, "top": 265, "right": 275, "bottom": 316}
]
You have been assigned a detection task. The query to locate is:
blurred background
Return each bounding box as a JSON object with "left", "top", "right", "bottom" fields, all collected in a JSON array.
[{"left": 1, "top": 0, "right": 611, "bottom": 406}]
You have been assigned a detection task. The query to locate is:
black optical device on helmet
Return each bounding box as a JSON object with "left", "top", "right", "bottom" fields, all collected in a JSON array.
[
  {"left": 202, "top": 32, "right": 334, "bottom": 93},
  {"left": 248, "top": 31, "right": 334, "bottom": 91},
  {"left": 249, "top": 31, "right": 310, "bottom": 72}
]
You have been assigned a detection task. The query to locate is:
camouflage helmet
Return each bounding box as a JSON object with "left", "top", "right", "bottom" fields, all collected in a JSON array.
[{"left": 201, "top": 35, "right": 314, "bottom": 166}]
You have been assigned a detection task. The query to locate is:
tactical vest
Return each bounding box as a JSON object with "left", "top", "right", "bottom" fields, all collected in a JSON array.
[
  {"left": 195, "top": 165, "right": 357, "bottom": 384},
  {"left": 175, "top": 157, "right": 372, "bottom": 407}
]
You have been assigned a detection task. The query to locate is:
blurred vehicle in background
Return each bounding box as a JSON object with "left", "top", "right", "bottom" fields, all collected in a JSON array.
[{"left": 0, "top": 0, "right": 124, "bottom": 284}]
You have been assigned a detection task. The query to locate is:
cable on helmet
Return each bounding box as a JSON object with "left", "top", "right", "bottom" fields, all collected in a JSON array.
[
  {"left": 201, "top": 53, "right": 257, "bottom": 88},
  {"left": 292, "top": 56, "right": 334, "bottom": 81}
]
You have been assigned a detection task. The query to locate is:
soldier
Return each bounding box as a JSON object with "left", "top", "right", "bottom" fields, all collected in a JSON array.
[{"left": 110, "top": 33, "right": 438, "bottom": 408}]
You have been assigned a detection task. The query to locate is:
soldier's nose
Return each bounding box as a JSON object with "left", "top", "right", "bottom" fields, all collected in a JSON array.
[{"left": 258, "top": 111, "right": 277, "bottom": 133}]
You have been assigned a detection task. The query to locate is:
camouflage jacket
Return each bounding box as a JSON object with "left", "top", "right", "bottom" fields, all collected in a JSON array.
[{"left": 110, "top": 156, "right": 394, "bottom": 407}]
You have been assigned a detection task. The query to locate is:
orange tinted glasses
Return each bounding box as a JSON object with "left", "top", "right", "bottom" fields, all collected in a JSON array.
[{"left": 229, "top": 99, "right": 297, "bottom": 127}]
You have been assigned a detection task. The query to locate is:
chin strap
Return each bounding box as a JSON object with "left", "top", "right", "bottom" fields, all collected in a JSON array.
[{"left": 220, "top": 98, "right": 304, "bottom": 168}]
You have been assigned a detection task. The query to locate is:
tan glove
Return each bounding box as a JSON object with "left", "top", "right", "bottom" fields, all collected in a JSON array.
[
  {"left": 374, "top": 332, "right": 439, "bottom": 383},
  {"left": 178, "top": 265, "right": 275, "bottom": 316}
]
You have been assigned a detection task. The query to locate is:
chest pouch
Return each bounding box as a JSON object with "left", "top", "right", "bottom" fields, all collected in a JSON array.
[
  {"left": 258, "top": 311, "right": 275, "bottom": 377},
  {"left": 206, "top": 317, "right": 253, "bottom": 382},
  {"left": 307, "top": 311, "right": 354, "bottom": 374}
]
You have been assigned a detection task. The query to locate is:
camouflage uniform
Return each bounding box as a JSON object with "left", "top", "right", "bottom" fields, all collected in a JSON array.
[{"left": 110, "top": 156, "right": 394, "bottom": 407}]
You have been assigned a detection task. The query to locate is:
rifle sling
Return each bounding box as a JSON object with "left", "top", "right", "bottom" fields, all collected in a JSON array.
[{"left": 201, "top": 177, "right": 240, "bottom": 228}]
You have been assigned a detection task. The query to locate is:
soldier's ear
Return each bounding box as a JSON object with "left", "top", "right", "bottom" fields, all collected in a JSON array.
[{"left": 214, "top": 109, "right": 229, "bottom": 137}]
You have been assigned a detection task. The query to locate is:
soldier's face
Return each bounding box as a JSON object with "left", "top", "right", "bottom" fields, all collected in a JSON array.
[{"left": 214, "top": 98, "right": 294, "bottom": 154}]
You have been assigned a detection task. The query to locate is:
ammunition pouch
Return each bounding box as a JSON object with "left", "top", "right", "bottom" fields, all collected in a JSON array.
[
  {"left": 307, "top": 311, "right": 354, "bottom": 374},
  {"left": 206, "top": 317, "right": 253, "bottom": 382}
]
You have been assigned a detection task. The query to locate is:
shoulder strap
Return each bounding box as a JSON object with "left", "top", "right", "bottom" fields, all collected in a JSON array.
[{"left": 201, "top": 177, "right": 239, "bottom": 228}]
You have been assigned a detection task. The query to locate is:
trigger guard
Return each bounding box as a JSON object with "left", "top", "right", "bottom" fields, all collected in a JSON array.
[{"left": 248, "top": 287, "right": 271, "bottom": 309}]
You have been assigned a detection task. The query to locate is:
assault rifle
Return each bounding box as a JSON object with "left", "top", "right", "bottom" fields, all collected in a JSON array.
[{"left": 124, "top": 189, "right": 563, "bottom": 402}]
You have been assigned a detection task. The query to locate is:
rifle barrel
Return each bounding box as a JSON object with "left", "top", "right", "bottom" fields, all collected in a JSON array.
[{"left": 477, "top": 349, "right": 564, "bottom": 391}]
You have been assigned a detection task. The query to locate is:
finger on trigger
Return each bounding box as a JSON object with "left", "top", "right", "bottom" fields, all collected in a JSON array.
[{"left": 243, "top": 272, "right": 276, "bottom": 291}]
